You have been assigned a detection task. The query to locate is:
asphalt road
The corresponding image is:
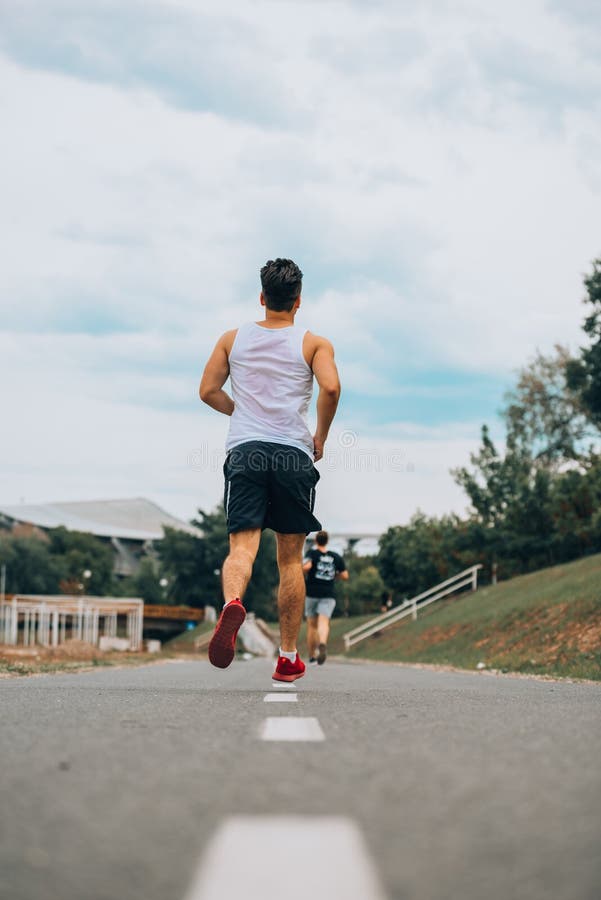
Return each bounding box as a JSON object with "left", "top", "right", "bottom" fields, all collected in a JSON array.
[{"left": 1, "top": 658, "right": 600, "bottom": 900}]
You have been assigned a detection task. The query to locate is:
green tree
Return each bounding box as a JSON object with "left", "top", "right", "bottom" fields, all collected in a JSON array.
[
  {"left": 501, "top": 467, "right": 555, "bottom": 572},
  {"left": 341, "top": 563, "right": 387, "bottom": 616},
  {"left": 47, "top": 528, "right": 115, "bottom": 595},
  {"left": 334, "top": 546, "right": 386, "bottom": 616},
  {"left": 502, "top": 345, "right": 592, "bottom": 468},
  {"left": 157, "top": 527, "right": 209, "bottom": 607},
  {"left": 566, "top": 257, "right": 601, "bottom": 428},
  {"left": 451, "top": 427, "right": 555, "bottom": 577},
  {"left": 131, "top": 557, "right": 164, "bottom": 605},
  {"left": 0, "top": 533, "right": 61, "bottom": 594},
  {"left": 377, "top": 512, "right": 466, "bottom": 599},
  {"left": 451, "top": 426, "right": 532, "bottom": 528},
  {"left": 549, "top": 455, "right": 601, "bottom": 560},
  {"left": 451, "top": 426, "right": 601, "bottom": 578}
]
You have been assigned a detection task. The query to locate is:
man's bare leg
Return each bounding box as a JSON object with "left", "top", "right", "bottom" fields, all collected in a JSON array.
[
  {"left": 317, "top": 613, "right": 331, "bottom": 646},
  {"left": 307, "top": 615, "right": 319, "bottom": 658},
  {"left": 209, "top": 529, "right": 261, "bottom": 669},
  {"left": 222, "top": 529, "right": 261, "bottom": 603},
  {"left": 315, "top": 613, "right": 332, "bottom": 665},
  {"left": 276, "top": 533, "right": 306, "bottom": 653}
]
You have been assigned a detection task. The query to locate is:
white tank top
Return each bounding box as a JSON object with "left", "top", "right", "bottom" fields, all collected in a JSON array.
[{"left": 225, "top": 322, "right": 314, "bottom": 458}]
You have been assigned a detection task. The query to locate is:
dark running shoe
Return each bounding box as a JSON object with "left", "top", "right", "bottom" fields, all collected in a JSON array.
[
  {"left": 272, "top": 653, "right": 306, "bottom": 682},
  {"left": 208, "top": 599, "right": 246, "bottom": 669},
  {"left": 317, "top": 643, "right": 327, "bottom": 665}
]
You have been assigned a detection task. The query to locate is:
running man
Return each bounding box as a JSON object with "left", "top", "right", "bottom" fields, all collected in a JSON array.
[
  {"left": 304, "top": 530, "right": 348, "bottom": 665},
  {"left": 199, "top": 258, "right": 341, "bottom": 682}
]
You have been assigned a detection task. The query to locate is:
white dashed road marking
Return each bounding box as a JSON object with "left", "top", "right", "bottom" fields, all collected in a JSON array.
[
  {"left": 183, "top": 815, "right": 387, "bottom": 900},
  {"left": 260, "top": 716, "right": 325, "bottom": 741},
  {"left": 263, "top": 693, "right": 298, "bottom": 702}
]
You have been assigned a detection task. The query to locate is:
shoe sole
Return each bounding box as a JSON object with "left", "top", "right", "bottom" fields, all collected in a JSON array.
[
  {"left": 208, "top": 603, "right": 246, "bottom": 668},
  {"left": 317, "top": 643, "right": 327, "bottom": 665},
  {"left": 272, "top": 670, "right": 305, "bottom": 682}
]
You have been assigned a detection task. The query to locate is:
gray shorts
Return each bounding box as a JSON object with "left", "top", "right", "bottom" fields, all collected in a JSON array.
[{"left": 305, "top": 596, "right": 336, "bottom": 619}]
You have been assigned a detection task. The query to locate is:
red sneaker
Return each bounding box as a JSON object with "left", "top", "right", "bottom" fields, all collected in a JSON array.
[
  {"left": 208, "top": 599, "right": 246, "bottom": 669},
  {"left": 272, "top": 653, "right": 306, "bottom": 682}
]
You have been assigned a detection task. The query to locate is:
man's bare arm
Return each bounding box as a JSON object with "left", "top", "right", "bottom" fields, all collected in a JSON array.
[
  {"left": 336, "top": 570, "right": 349, "bottom": 581},
  {"left": 311, "top": 336, "right": 341, "bottom": 461},
  {"left": 199, "top": 331, "right": 236, "bottom": 416}
]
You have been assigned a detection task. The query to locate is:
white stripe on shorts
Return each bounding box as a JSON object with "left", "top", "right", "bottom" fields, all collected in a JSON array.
[{"left": 225, "top": 480, "right": 232, "bottom": 519}]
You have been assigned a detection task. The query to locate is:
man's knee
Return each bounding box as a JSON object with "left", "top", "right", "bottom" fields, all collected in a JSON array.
[{"left": 227, "top": 544, "right": 256, "bottom": 568}]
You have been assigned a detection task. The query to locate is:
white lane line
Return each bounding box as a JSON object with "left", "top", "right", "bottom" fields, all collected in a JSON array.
[
  {"left": 183, "top": 816, "right": 387, "bottom": 900},
  {"left": 260, "top": 716, "right": 324, "bottom": 741},
  {"left": 270, "top": 680, "right": 297, "bottom": 689},
  {"left": 263, "top": 693, "right": 298, "bottom": 702}
]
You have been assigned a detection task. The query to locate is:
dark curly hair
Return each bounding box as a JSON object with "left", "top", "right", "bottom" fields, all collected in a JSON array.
[{"left": 260, "top": 258, "right": 303, "bottom": 312}]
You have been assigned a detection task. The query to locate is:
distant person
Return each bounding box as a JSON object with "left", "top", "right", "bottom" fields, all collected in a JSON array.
[
  {"left": 303, "top": 530, "right": 348, "bottom": 665},
  {"left": 199, "top": 258, "right": 341, "bottom": 682}
]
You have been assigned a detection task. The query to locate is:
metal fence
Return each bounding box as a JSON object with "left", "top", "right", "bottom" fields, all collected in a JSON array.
[
  {"left": 0, "top": 595, "right": 144, "bottom": 651},
  {"left": 343, "top": 565, "right": 483, "bottom": 650}
]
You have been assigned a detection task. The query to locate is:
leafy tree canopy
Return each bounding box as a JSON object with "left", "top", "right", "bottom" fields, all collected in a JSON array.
[
  {"left": 566, "top": 258, "right": 601, "bottom": 428},
  {"left": 0, "top": 533, "right": 61, "bottom": 594},
  {"left": 47, "top": 527, "right": 115, "bottom": 595},
  {"left": 502, "top": 345, "right": 593, "bottom": 468}
]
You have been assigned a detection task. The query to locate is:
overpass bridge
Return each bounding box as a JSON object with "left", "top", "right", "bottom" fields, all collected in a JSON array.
[
  {"left": 307, "top": 531, "right": 382, "bottom": 556},
  {"left": 143, "top": 604, "right": 204, "bottom": 641}
]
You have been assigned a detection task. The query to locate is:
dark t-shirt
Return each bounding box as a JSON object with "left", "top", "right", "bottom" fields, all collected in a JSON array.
[{"left": 305, "top": 548, "right": 346, "bottom": 598}]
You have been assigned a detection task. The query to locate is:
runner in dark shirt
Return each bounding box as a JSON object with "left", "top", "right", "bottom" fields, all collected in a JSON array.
[{"left": 303, "top": 530, "right": 348, "bottom": 665}]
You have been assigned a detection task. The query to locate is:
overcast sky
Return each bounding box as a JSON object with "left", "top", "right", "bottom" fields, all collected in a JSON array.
[{"left": 1, "top": 0, "right": 599, "bottom": 532}]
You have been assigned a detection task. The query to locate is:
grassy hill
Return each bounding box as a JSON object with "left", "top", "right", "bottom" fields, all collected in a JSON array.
[{"left": 336, "top": 553, "right": 601, "bottom": 680}]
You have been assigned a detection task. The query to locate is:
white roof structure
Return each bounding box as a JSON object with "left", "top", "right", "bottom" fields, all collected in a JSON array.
[{"left": 0, "top": 497, "right": 200, "bottom": 542}]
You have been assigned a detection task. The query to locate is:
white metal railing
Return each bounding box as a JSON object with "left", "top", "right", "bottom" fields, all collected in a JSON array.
[
  {"left": 0, "top": 595, "right": 145, "bottom": 651},
  {"left": 343, "top": 564, "right": 483, "bottom": 650}
]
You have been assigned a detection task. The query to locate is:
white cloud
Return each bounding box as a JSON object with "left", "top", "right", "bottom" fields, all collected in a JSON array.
[{"left": 1, "top": 0, "right": 600, "bottom": 527}]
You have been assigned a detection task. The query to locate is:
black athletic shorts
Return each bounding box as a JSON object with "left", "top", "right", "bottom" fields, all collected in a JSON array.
[{"left": 223, "top": 440, "right": 321, "bottom": 535}]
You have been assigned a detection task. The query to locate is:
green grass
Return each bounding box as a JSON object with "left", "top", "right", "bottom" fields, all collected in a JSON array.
[{"left": 344, "top": 553, "right": 601, "bottom": 680}]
